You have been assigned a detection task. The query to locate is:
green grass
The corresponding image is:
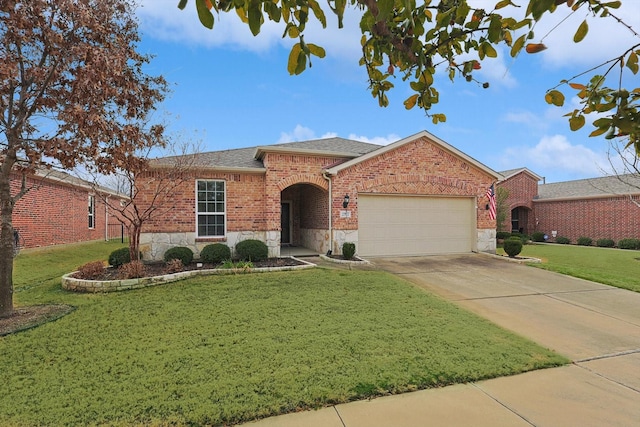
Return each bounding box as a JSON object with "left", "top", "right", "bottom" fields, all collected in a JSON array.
[
  {"left": 2, "top": 241, "right": 567, "bottom": 426},
  {"left": 499, "top": 243, "right": 640, "bottom": 292}
]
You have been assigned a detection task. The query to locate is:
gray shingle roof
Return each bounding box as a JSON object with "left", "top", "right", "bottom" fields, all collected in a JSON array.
[
  {"left": 270, "top": 138, "right": 381, "bottom": 155},
  {"left": 537, "top": 174, "right": 640, "bottom": 200},
  {"left": 151, "top": 138, "right": 382, "bottom": 170},
  {"left": 498, "top": 167, "right": 541, "bottom": 181}
]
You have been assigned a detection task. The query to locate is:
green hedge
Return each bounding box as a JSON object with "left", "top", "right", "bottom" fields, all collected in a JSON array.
[
  {"left": 596, "top": 238, "right": 615, "bottom": 248},
  {"left": 618, "top": 238, "right": 640, "bottom": 250},
  {"left": 164, "top": 247, "right": 194, "bottom": 265},
  {"left": 342, "top": 242, "right": 356, "bottom": 260},
  {"left": 236, "top": 239, "right": 268, "bottom": 261},
  {"left": 200, "top": 243, "right": 231, "bottom": 264},
  {"left": 503, "top": 237, "right": 523, "bottom": 257},
  {"left": 577, "top": 237, "right": 593, "bottom": 246}
]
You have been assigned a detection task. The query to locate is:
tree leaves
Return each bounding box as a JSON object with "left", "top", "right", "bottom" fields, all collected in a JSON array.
[
  {"left": 545, "top": 90, "right": 565, "bottom": 106},
  {"left": 177, "top": 0, "right": 640, "bottom": 145},
  {"left": 573, "top": 20, "right": 588, "bottom": 43},
  {"left": 195, "top": 0, "right": 214, "bottom": 29}
]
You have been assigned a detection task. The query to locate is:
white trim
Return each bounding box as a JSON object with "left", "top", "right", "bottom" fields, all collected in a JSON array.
[
  {"left": 195, "top": 179, "right": 227, "bottom": 238},
  {"left": 88, "top": 194, "right": 95, "bottom": 229},
  {"left": 499, "top": 168, "right": 542, "bottom": 182},
  {"left": 324, "top": 130, "right": 501, "bottom": 179}
]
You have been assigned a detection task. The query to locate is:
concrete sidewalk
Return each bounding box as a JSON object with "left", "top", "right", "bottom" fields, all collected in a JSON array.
[{"left": 242, "top": 254, "right": 640, "bottom": 426}]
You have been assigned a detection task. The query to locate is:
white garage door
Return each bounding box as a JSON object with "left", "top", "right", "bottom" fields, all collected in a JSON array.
[{"left": 358, "top": 194, "right": 475, "bottom": 257}]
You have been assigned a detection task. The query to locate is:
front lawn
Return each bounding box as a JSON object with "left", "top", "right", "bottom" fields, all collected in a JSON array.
[
  {"left": 499, "top": 243, "right": 640, "bottom": 293},
  {"left": 2, "top": 242, "right": 566, "bottom": 426}
]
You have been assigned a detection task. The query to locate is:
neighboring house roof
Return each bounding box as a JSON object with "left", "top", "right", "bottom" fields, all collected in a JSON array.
[
  {"left": 498, "top": 167, "right": 542, "bottom": 182},
  {"left": 536, "top": 173, "right": 640, "bottom": 201},
  {"left": 25, "top": 167, "right": 126, "bottom": 198},
  {"left": 325, "top": 130, "right": 502, "bottom": 179},
  {"left": 152, "top": 138, "right": 382, "bottom": 172}
]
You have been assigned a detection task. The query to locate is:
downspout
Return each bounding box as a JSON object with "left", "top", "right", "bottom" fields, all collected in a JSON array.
[
  {"left": 322, "top": 171, "right": 333, "bottom": 255},
  {"left": 105, "top": 194, "right": 109, "bottom": 241}
]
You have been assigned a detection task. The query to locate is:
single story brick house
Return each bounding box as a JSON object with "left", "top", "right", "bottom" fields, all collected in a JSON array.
[
  {"left": 138, "top": 131, "right": 501, "bottom": 259},
  {"left": 12, "top": 169, "right": 127, "bottom": 249},
  {"left": 497, "top": 168, "right": 640, "bottom": 243}
]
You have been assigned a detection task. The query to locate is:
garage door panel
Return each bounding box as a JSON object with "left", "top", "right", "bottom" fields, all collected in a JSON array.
[{"left": 358, "top": 195, "right": 474, "bottom": 257}]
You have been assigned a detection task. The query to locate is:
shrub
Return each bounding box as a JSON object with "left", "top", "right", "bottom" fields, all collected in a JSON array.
[
  {"left": 235, "top": 239, "right": 268, "bottom": 261},
  {"left": 510, "top": 233, "right": 529, "bottom": 245},
  {"left": 118, "top": 260, "right": 147, "bottom": 279},
  {"left": 555, "top": 236, "right": 571, "bottom": 245},
  {"left": 503, "top": 237, "right": 523, "bottom": 258},
  {"left": 342, "top": 242, "right": 356, "bottom": 260},
  {"left": 618, "top": 238, "right": 640, "bottom": 250},
  {"left": 164, "top": 258, "right": 183, "bottom": 274},
  {"left": 164, "top": 246, "right": 194, "bottom": 265},
  {"left": 596, "top": 238, "right": 615, "bottom": 248},
  {"left": 200, "top": 243, "right": 231, "bottom": 264},
  {"left": 109, "top": 247, "right": 131, "bottom": 267},
  {"left": 75, "top": 261, "right": 105, "bottom": 280},
  {"left": 108, "top": 247, "right": 142, "bottom": 267},
  {"left": 577, "top": 237, "right": 593, "bottom": 246},
  {"left": 496, "top": 231, "right": 511, "bottom": 240},
  {"left": 531, "top": 231, "right": 546, "bottom": 242}
]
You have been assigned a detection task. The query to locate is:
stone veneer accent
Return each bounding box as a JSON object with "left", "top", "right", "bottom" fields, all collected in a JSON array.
[
  {"left": 140, "top": 230, "right": 280, "bottom": 261},
  {"left": 299, "top": 228, "right": 330, "bottom": 254}
]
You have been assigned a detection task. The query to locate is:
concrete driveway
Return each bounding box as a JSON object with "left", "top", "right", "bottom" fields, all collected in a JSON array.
[{"left": 245, "top": 253, "right": 640, "bottom": 427}]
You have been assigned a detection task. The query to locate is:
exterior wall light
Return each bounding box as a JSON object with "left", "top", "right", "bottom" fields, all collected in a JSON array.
[{"left": 343, "top": 194, "right": 350, "bottom": 208}]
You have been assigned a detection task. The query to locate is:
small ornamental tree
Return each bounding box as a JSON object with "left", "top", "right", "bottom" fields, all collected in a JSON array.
[
  {"left": 0, "top": 0, "right": 167, "bottom": 317},
  {"left": 89, "top": 140, "right": 202, "bottom": 263}
]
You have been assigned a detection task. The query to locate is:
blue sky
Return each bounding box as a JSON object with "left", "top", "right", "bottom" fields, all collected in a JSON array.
[{"left": 135, "top": 0, "right": 640, "bottom": 183}]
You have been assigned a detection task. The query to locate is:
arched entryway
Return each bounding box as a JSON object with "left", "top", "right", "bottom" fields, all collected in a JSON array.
[
  {"left": 280, "top": 183, "right": 329, "bottom": 254},
  {"left": 511, "top": 206, "right": 533, "bottom": 235}
]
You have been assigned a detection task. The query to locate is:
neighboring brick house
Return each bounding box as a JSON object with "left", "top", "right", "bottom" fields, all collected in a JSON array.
[
  {"left": 498, "top": 168, "right": 640, "bottom": 243},
  {"left": 497, "top": 168, "right": 542, "bottom": 234},
  {"left": 138, "top": 131, "right": 501, "bottom": 259},
  {"left": 12, "top": 169, "right": 126, "bottom": 249}
]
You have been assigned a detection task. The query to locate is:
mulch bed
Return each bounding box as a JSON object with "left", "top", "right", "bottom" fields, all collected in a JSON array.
[
  {"left": 0, "top": 304, "right": 75, "bottom": 337},
  {"left": 74, "top": 257, "right": 306, "bottom": 281}
]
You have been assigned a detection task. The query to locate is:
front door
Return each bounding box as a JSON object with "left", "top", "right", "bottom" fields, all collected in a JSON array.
[{"left": 281, "top": 202, "right": 291, "bottom": 245}]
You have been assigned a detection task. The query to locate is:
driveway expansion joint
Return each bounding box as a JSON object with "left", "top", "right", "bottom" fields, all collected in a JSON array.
[
  {"left": 471, "top": 383, "right": 536, "bottom": 426},
  {"left": 332, "top": 406, "right": 347, "bottom": 427},
  {"left": 574, "top": 348, "right": 640, "bottom": 364}
]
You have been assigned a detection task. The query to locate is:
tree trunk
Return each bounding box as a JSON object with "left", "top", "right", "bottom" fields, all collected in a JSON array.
[
  {"left": 129, "top": 222, "right": 141, "bottom": 262},
  {"left": 0, "top": 172, "right": 15, "bottom": 318}
]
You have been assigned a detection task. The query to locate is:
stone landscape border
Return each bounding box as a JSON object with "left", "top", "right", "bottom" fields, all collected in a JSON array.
[
  {"left": 62, "top": 257, "right": 316, "bottom": 293},
  {"left": 319, "top": 254, "right": 370, "bottom": 265}
]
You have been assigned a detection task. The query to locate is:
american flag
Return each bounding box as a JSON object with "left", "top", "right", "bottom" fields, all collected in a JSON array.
[{"left": 486, "top": 184, "right": 496, "bottom": 220}]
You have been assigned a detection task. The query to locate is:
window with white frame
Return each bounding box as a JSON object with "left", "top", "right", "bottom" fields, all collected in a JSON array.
[
  {"left": 196, "top": 180, "right": 226, "bottom": 237},
  {"left": 88, "top": 195, "right": 95, "bottom": 229}
]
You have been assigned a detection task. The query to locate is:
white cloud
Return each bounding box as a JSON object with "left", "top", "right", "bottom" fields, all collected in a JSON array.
[
  {"left": 137, "top": 0, "right": 363, "bottom": 59},
  {"left": 535, "top": 2, "right": 640, "bottom": 70},
  {"left": 277, "top": 125, "right": 318, "bottom": 143},
  {"left": 500, "top": 134, "right": 609, "bottom": 180},
  {"left": 345, "top": 133, "right": 400, "bottom": 146},
  {"left": 276, "top": 125, "right": 399, "bottom": 145}
]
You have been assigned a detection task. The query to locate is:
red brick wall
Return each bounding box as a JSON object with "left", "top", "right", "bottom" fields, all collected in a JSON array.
[
  {"left": 497, "top": 172, "right": 540, "bottom": 234},
  {"left": 330, "top": 136, "right": 496, "bottom": 230},
  {"left": 138, "top": 170, "right": 267, "bottom": 236},
  {"left": 534, "top": 196, "right": 640, "bottom": 243},
  {"left": 11, "top": 172, "right": 117, "bottom": 248},
  {"left": 263, "top": 154, "right": 332, "bottom": 231},
  {"left": 140, "top": 137, "right": 496, "bottom": 240}
]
